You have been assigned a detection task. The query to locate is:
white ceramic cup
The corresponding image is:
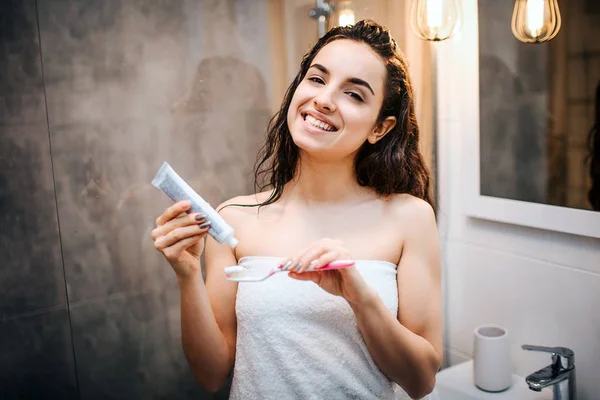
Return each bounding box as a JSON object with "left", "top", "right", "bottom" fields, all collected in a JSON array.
[{"left": 473, "top": 324, "right": 512, "bottom": 392}]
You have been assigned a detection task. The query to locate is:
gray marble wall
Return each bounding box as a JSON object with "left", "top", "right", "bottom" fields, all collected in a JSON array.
[{"left": 0, "top": 0, "right": 271, "bottom": 398}]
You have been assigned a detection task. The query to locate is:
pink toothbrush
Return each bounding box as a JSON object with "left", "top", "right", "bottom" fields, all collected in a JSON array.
[{"left": 224, "top": 260, "right": 355, "bottom": 282}]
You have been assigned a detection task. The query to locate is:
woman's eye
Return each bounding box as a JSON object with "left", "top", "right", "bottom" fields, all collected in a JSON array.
[
  {"left": 308, "top": 76, "right": 324, "bottom": 84},
  {"left": 347, "top": 92, "right": 364, "bottom": 102}
]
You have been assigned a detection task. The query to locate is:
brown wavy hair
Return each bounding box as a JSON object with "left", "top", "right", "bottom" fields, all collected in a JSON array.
[{"left": 224, "top": 19, "right": 432, "bottom": 211}]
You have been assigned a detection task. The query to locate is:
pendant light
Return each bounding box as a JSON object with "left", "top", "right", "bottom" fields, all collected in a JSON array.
[
  {"left": 511, "top": 0, "right": 561, "bottom": 43},
  {"left": 409, "top": 0, "right": 463, "bottom": 42}
]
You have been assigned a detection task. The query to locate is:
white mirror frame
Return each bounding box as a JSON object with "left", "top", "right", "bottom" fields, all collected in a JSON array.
[{"left": 458, "top": 0, "right": 600, "bottom": 239}]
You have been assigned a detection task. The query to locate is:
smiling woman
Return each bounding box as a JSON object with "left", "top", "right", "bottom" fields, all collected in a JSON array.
[
  {"left": 288, "top": 40, "right": 393, "bottom": 157},
  {"left": 253, "top": 21, "right": 433, "bottom": 208},
  {"left": 151, "top": 19, "right": 442, "bottom": 400}
]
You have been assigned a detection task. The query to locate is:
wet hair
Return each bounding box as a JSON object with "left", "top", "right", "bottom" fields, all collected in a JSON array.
[{"left": 223, "top": 19, "right": 432, "bottom": 211}]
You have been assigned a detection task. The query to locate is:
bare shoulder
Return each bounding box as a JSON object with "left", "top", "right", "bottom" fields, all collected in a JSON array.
[
  {"left": 387, "top": 194, "right": 437, "bottom": 238},
  {"left": 216, "top": 190, "right": 273, "bottom": 228}
]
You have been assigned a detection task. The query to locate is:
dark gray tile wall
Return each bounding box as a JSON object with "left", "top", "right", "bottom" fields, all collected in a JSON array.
[
  {"left": 0, "top": 0, "right": 66, "bottom": 318},
  {"left": 0, "top": 309, "right": 79, "bottom": 399},
  {"left": 2, "top": 0, "right": 270, "bottom": 398},
  {"left": 0, "top": 124, "right": 67, "bottom": 318},
  {"left": 0, "top": 0, "right": 78, "bottom": 397},
  {"left": 69, "top": 289, "right": 210, "bottom": 399}
]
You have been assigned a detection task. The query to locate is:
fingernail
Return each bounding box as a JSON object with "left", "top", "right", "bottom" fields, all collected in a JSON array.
[
  {"left": 294, "top": 262, "right": 302, "bottom": 271},
  {"left": 199, "top": 222, "right": 210, "bottom": 229},
  {"left": 281, "top": 260, "right": 293, "bottom": 271},
  {"left": 195, "top": 214, "right": 206, "bottom": 221}
]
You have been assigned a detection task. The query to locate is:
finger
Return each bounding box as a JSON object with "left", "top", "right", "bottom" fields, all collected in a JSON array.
[
  {"left": 288, "top": 270, "right": 320, "bottom": 283},
  {"left": 278, "top": 259, "right": 294, "bottom": 271},
  {"left": 154, "top": 222, "right": 210, "bottom": 251},
  {"left": 162, "top": 233, "right": 207, "bottom": 261},
  {"left": 283, "top": 258, "right": 307, "bottom": 273},
  {"left": 152, "top": 212, "right": 206, "bottom": 240},
  {"left": 280, "top": 255, "right": 305, "bottom": 272},
  {"left": 283, "top": 243, "right": 317, "bottom": 272},
  {"left": 282, "top": 258, "right": 300, "bottom": 272},
  {"left": 155, "top": 200, "right": 192, "bottom": 227},
  {"left": 311, "top": 252, "right": 339, "bottom": 270},
  {"left": 297, "top": 246, "right": 328, "bottom": 273}
]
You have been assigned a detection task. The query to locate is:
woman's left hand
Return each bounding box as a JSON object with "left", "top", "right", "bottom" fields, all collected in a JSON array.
[{"left": 284, "top": 238, "right": 373, "bottom": 305}]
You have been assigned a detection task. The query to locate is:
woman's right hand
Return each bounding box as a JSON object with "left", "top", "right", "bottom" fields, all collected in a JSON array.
[{"left": 151, "top": 200, "right": 211, "bottom": 280}]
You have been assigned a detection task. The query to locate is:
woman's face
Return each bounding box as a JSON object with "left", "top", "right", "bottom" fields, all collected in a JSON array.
[{"left": 287, "top": 39, "right": 394, "bottom": 159}]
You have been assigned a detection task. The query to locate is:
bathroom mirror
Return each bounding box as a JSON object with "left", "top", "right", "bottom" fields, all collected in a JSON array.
[
  {"left": 462, "top": 0, "right": 600, "bottom": 238},
  {"left": 479, "top": 0, "right": 599, "bottom": 211}
]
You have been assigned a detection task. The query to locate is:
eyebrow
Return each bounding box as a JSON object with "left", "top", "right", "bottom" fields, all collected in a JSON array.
[{"left": 309, "top": 63, "right": 375, "bottom": 96}]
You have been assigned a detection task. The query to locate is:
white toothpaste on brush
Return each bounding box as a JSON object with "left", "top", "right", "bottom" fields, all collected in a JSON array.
[{"left": 151, "top": 162, "right": 239, "bottom": 248}]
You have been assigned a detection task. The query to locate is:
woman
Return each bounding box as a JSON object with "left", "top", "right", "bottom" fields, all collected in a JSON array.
[{"left": 151, "top": 20, "right": 442, "bottom": 399}]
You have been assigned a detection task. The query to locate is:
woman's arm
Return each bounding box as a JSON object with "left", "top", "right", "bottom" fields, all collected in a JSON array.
[
  {"left": 348, "top": 200, "right": 442, "bottom": 399},
  {"left": 179, "top": 204, "right": 239, "bottom": 392}
]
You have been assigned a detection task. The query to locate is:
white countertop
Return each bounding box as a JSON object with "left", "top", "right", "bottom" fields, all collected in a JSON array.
[{"left": 434, "top": 360, "right": 552, "bottom": 400}]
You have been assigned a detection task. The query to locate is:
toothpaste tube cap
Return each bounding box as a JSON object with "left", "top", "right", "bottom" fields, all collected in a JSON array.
[{"left": 226, "top": 236, "right": 239, "bottom": 248}]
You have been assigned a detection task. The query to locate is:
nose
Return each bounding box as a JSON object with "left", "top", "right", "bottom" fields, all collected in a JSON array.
[{"left": 313, "top": 90, "right": 336, "bottom": 113}]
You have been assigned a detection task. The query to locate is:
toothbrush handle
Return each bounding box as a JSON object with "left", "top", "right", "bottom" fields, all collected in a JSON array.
[
  {"left": 275, "top": 260, "right": 355, "bottom": 272},
  {"left": 312, "top": 260, "right": 355, "bottom": 271}
]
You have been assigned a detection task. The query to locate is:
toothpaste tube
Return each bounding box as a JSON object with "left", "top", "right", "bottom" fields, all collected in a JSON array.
[{"left": 151, "top": 162, "right": 239, "bottom": 248}]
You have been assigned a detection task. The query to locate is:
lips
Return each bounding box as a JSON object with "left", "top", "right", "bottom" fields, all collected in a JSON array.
[{"left": 301, "top": 111, "right": 338, "bottom": 132}]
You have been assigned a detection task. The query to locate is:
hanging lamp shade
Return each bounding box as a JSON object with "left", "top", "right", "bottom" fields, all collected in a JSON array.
[
  {"left": 511, "top": 0, "right": 561, "bottom": 43},
  {"left": 328, "top": 0, "right": 355, "bottom": 30},
  {"left": 409, "top": 0, "right": 463, "bottom": 42}
]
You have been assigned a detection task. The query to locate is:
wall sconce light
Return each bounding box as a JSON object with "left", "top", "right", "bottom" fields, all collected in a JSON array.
[
  {"left": 331, "top": 0, "right": 355, "bottom": 28},
  {"left": 511, "top": 0, "right": 561, "bottom": 43},
  {"left": 409, "top": 0, "right": 463, "bottom": 42},
  {"left": 408, "top": 0, "right": 463, "bottom": 213}
]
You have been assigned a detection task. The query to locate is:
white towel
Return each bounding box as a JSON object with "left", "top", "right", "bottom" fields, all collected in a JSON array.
[{"left": 228, "top": 256, "right": 413, "bottom": 400}]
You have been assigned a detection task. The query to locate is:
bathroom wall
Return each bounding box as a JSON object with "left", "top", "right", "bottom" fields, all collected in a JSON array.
[
  {"left": 0, "top": 0, "right": 271, "bottom": 398},
  {"left": 437, "top": 1, "right": 600, "bottom": 399},
  {"left": 0, "top": 1, "right": 78, "bottom": 397},
  {"left": 1, "top": 1, "right": 437, "bottom": 399}
]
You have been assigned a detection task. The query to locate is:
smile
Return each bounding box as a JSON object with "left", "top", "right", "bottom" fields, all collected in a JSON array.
[{"left": 302, "top": 113, "right": 338, "bottom": 132}]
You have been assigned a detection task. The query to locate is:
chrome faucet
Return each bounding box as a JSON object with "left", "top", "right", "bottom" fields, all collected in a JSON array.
[{"left": 522, "top": 345, "right": 576, "bottom": 400}]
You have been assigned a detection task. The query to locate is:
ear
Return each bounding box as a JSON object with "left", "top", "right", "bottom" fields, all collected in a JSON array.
[{"left": 367, "top": 116, "right": 396, "bottom": 144}]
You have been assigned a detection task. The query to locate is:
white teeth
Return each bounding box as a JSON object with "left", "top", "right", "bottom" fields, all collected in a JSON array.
[{"left": 305, "top": 115, "right": 335, "bottom": 131}]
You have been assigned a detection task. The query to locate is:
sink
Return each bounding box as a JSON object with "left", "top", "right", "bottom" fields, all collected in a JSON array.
[
  {"left": 431, "top": 386, "right": 486, "bottom": 400},
  {"left": 432, "top": 360, "right": 552, "bottom": 400}
]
